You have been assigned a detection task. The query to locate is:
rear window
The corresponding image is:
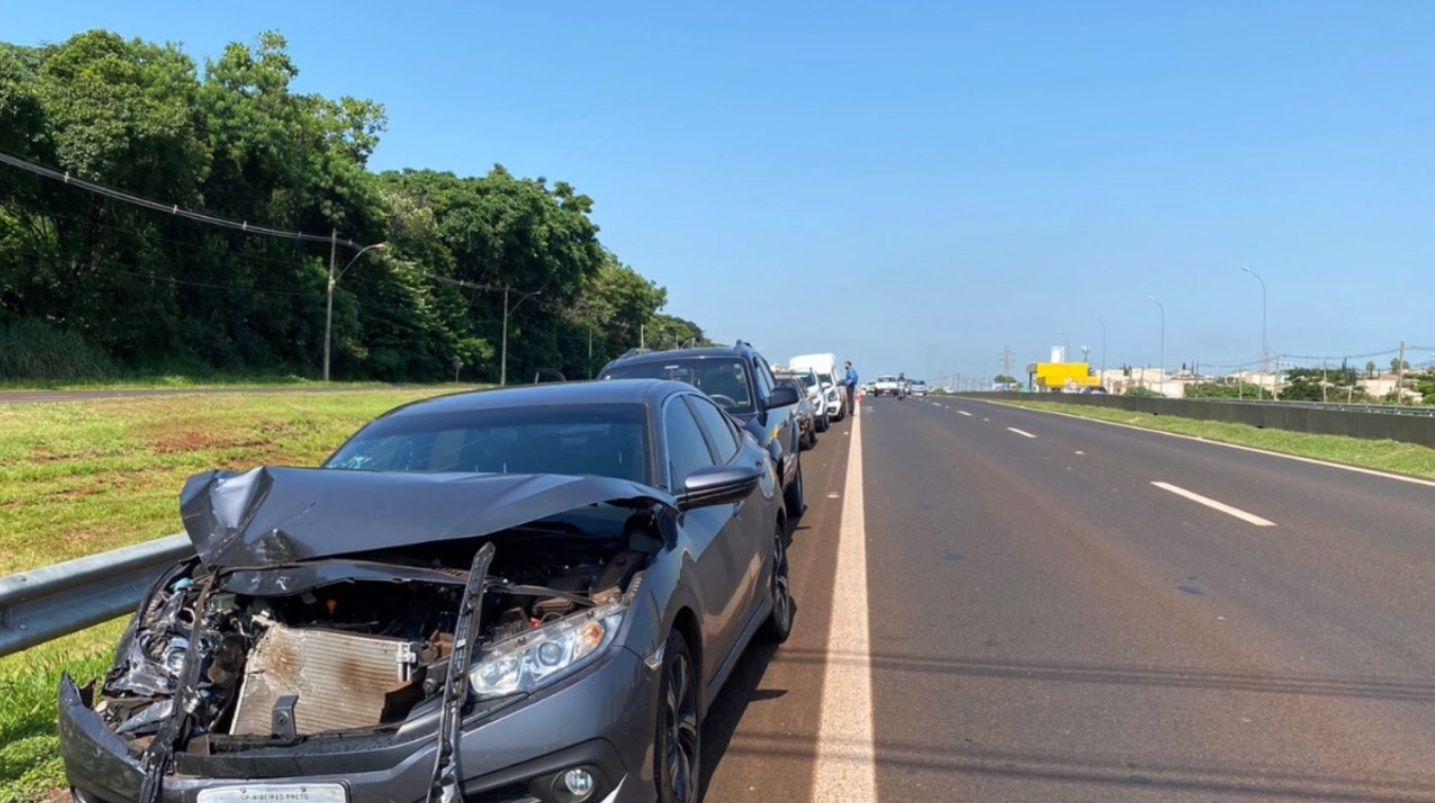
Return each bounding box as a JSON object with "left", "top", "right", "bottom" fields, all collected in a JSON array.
[
  {"left": 603, "top": 359, "right": 754, "bottom": 414},
  {"left": 326, "top": 404, "right": 649, "bottom": 484}
]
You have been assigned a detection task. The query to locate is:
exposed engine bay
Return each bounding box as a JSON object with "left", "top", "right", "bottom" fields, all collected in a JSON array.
[{"left": 93, "top": 509, "right": 661, "bottom": 754}]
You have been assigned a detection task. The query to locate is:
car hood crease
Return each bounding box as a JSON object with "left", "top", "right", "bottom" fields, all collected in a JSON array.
[{"left": 179, "top": 466, "right": 676, "bottom": 568}]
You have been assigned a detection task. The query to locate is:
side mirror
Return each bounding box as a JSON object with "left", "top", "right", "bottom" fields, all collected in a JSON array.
[
  {"left": 679, "top": 463, "right": 762, "bottom": 510},
  {"left": 766, "top": 384, "right": 800, "bottom": 409}
]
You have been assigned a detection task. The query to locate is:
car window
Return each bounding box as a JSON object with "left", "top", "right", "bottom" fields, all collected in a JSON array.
[
  {"left": 686, "top": 395, "right": 740, "bottom": 463},
  {"left": 753, "top": 357, "right": 775, "bottom": 399},
  {"left": 603, "top": 358, "right": 754, "bottom": 413},
  {"left": 664, "top": 399, "right": 716, "bottom": 488},
  {"left": 326, "top": 404, "right": 649, "bottom": 484}
]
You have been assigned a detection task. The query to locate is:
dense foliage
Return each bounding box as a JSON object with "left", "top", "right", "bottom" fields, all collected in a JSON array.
[{"left": 0, "top": 31, "right": 704, "bottom": 381}]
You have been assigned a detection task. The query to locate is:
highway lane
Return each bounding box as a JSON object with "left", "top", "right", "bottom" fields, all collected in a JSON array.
[
  {"left": 689, "top": 394, "right": 1435, "bottom": 801},
  {"left": 862, "top": 396, "right": 1435, "bottom": 801}
]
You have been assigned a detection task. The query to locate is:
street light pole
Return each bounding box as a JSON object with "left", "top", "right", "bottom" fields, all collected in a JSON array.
[
  {"left": 1242, "top": 266, "right": 1267, "bottom": 399},
  {"left": 499, "top": 286, "right": 542, "bottom": 386},
  {"left": 1146, "top": 296, "right": 1165, "bottom": 393},
  {"left": 323, "top": 237, "right": 387, "bottom": 381},
  {"left": 1092, "top": 315, "right": 1107, "bottom": 390}
]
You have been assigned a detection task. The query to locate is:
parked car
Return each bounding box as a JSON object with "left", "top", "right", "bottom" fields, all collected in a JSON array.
[
  {"left": 776, "top": 373, "right": 818, "bottom": 449},
  {"left": 788, "top": 353, "right": 845, "bottom": 421},
  {"left": 601, "top": 341, "right": 806, "bottom": 519},
  {"left": 59, "top": 380, "right": 794, "bottom": 803},
  {"left": 781, "top": 367, "right": 828, "bottom": 432}
]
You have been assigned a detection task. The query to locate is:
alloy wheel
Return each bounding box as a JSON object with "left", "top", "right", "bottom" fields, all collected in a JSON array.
[{"left": 662, "top": 649, "right": 700, "bottom": 803}]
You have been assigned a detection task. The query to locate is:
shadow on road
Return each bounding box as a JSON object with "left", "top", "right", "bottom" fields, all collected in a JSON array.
[{"left": 698, "top": 632, "right": 787, "bottom": 795}]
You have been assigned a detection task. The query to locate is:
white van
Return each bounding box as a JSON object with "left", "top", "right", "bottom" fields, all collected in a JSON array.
[{"left": 789, "top": 352, "right": 845, "bottom": 420}]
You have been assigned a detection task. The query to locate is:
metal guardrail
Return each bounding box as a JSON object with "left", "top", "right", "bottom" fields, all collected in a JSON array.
[
  {"left": 957, "top": 392, "right": 1435, "bottom": 448},
  {"left": 0, "top": 534, "right": 193, "bottom": 657}
]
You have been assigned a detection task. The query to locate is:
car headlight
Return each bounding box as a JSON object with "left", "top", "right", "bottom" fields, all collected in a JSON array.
[{"left": 468, "top": 602, "right": 627, "bottom": 699}]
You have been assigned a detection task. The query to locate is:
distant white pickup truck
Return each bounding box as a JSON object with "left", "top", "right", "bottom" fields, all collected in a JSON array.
[{"left": 872, "top": 374, "right": 907, "bottom": 398}]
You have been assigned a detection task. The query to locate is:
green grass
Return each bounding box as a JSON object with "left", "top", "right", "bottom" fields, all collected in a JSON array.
[
  {"left": 0, "top": 621, "right": 126, "bottom": 803},
  {"left": 993, "top": 399, "right": 1435, "bottom": 479},
  {"left": 0, "top": 386, "right": 481, "bottom": 801},
  {"left": 0, "top": 374, "right": 465, "bottom": 391}
]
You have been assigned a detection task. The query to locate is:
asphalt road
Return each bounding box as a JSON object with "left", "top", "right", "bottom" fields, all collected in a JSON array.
[{"left": 701, "top": 395, "right": 1435, "bottom": 802}]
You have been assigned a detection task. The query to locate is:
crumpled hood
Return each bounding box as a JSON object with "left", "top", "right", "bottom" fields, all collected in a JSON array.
[{"left": 180, "top": 466, "right": 676, "bottom": 568}]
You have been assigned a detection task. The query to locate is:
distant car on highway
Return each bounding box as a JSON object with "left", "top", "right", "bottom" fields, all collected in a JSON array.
[
  {"left": 910, "top": 379, "right": 928, "bottom": 396},
  {"left": 872, "top": 374, "right": 905, "bottom": 397}
]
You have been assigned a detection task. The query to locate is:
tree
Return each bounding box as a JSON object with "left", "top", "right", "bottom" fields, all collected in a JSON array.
[
  {"left": 1366, "top": 360, "right": 1377, "bottom": 378},
  {"left": 994, "top": 374, "right": 1019, "bottom": 385},
  {"left": 0, "top": 29, "right": 707, "bottom": 382}
]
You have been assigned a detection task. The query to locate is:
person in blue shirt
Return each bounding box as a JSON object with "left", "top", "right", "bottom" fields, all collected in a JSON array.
[{"left": 842, "top": 361, "right": 858, "bottom": 415}]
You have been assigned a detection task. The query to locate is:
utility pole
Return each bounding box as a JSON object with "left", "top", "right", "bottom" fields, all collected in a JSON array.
[
  {"left": 499, "top": 286, "right": 542, "bottom": 386},
  {"left": 1000, "top": 346, "right": 1014, "bottom": 378},
  {"left": 322, "top": 234, "right": 386, "bottom": 382},
  {"left": 1396, "top": 340, "right": 1407, "bottom": 405},
  {"left": 1146, "top": 296, "right": 1165, "bottom": 394},
  {"left": 324, "top": 229, "right": 337, "bottom": 381},
  {"left": 1242, "top": 267, "right": 1267, "bottom": 400},
  {"left": 1092, "top": 316, "right": 1107, "bottom": 391},
  {"left": 587, "top": 326, "right": 593, "bottom": 378},
  {"left": 640, "top": 324, "right": 645, "bottom": 349}
]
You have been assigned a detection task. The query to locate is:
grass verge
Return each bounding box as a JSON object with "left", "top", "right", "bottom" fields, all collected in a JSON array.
[
  {"left": 992, "top": 399, "right": 1435, "bottom": 479},
  {"left": 0, "top": 386, "right": 477, "bottom": 801}
]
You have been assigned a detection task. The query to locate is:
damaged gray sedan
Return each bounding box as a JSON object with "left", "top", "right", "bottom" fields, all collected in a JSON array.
[{"left": 58, "top": 379, "right": 794, "bottom": 803}]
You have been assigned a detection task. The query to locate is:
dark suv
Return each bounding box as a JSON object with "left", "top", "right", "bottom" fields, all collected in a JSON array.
[{"left": 600, "top": 341, "right": 806, "bottom": 520}]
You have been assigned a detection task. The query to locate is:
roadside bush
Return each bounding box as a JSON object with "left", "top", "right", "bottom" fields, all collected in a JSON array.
[
  {"left": 1124, "top": 386, "right": 1165, "bottom": 398},
  {"left": 0, "top": 319, "right": 113, "bottom": 381}
]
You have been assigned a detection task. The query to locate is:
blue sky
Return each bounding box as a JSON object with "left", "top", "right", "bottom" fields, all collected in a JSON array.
[{"left": 7, "top": 1, "right": 1434, "bottom": 381}]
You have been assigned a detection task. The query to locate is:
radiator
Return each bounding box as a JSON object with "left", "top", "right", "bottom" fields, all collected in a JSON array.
[{"left": 230, "top": 623, "right": 419, "bottom": 737}]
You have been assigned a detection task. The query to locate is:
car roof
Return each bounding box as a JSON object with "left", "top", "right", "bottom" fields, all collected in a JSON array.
[
  {"left": 607, "top": 345, "right": 751, "bottom": 366},
  {"left": 379, "top": 379, "right": 689, "bottom": 419}
]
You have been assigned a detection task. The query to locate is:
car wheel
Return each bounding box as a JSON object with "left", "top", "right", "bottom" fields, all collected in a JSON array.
[
  {"left": 760, "top": 521, "right": 794, "bottom": 642},
  {"left": 655, "top": 631, "right": 700, "bottom": 803},
  {"left": 783, "top": 460, "right": 805, "bottom": 520},
  {"left": 816, "top": 412, "right": 828, "bottom": 433}
]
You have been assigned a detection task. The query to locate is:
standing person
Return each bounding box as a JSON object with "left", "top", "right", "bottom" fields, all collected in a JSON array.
[{"left": 843, "top": 360, "right": 859, "bottom": 416}]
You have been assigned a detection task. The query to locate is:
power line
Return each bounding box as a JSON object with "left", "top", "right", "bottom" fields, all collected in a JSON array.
[{"left": 0, "top": 149, "right": 364, "bottom": 249}]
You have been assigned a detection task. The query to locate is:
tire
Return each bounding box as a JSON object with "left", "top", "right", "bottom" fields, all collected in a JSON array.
[
  {"left": 759, "top": 520, "right": 794, "bottom": 643},
  {"left": 783, "top": 460, "right": 805, "bottom": 520},
  {"left": 655, "top": 631, "right": 700, "bottom": 803},
  {"left": 816, "top": 412, "right": 829, "bottom": 433}
]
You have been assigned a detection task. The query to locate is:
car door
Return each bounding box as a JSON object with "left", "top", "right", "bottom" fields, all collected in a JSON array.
[
  {"left": 662, "top": 395, "right": 750, "bottom": 686},
  {"left": 752, "top": 355, "right": 798, "bottom": 482},
  {"left": 686, "top": 395, "right": 769, "bottom": 640}
]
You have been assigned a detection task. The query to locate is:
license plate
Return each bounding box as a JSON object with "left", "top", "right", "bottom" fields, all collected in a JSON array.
[{"left": 196, "top": 784, "right": 347, "bottom": 803}]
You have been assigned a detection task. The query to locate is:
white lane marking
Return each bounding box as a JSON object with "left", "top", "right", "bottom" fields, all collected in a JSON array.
[
  {"left": 1006, "top": 427, "right": 1037, "bottom": 438},
  {"left": 981, "top": 400, "right": 1435, "bottom": 490},
  {"left": 957, "top": 410, "right": 972, "bottom": 417},
  {"left": 826, "top": 492, "right": 840, "bottom": 498},
  {"left": 813, "top": 398, "right": 877, "bottom": 801},
  {"left": 1074, "top": 450, "right": 1085, "bottom": 455},
  {"left": 1151, "top": 481, "right": 1276, "bottom": 527},
  {"left": 982, "top": 417, "right": 991, "bottom": 422}
]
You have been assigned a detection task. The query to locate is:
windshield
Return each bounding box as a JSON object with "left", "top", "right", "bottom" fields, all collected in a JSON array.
[
  {"left": 798, "top": 373, "right": 817, "bottom": 388},
  {"left": 325, "top": 403, "right": 649, "bottom": 484},
  {"left": 603, "top": 359, "right": 754, "bottom": 413}
]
